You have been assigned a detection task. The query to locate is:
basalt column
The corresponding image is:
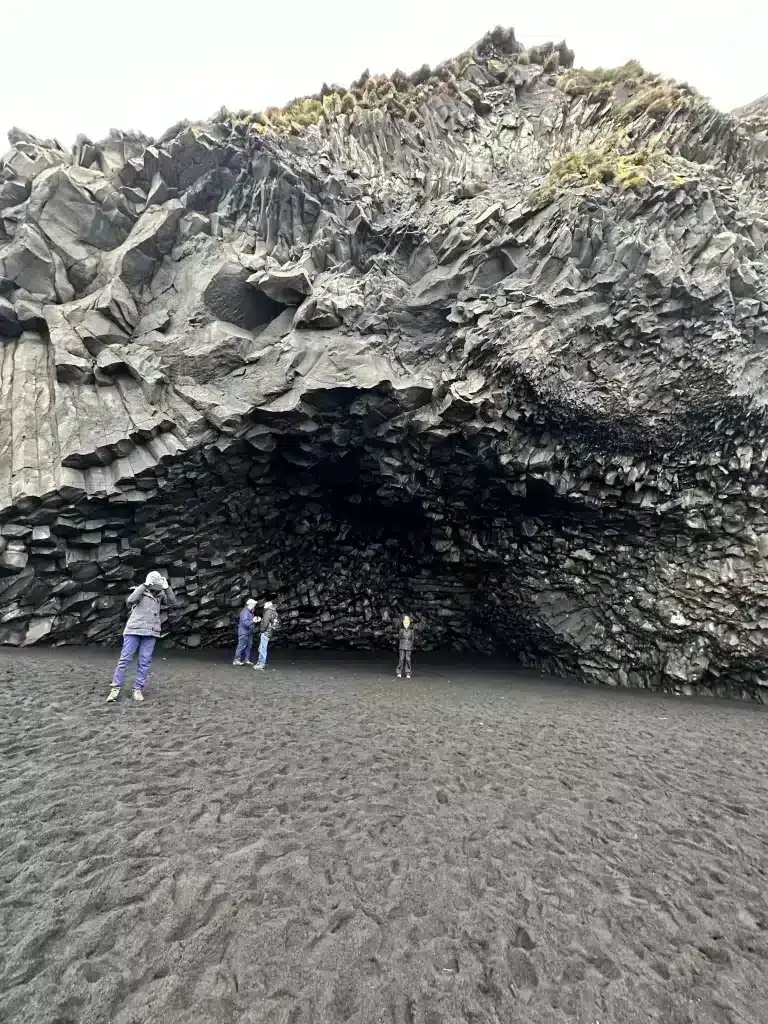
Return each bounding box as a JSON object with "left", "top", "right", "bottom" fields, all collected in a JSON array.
[{"left": 1, "top": 26, "right": 768, "bottom": 696}]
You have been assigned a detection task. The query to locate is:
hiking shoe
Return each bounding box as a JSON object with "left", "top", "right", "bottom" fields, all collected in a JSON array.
[
  {"left": 133, "top": 689, "right": 145, "bottom": 702},
  {"left": 232, "top": 660, "right": 243, "bottom": 666},
  {"left": 106, "top": 687, "right": 120, "bottom": 703}
]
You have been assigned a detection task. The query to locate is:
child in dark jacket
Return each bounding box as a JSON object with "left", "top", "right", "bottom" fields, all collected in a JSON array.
[{"left": 397, "top": 615, "right": 414, "bottom": 679}]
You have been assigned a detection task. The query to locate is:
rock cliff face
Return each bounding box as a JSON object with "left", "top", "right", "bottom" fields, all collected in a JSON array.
[
  {"left": 1, "top": 27, "right": 768, "bottom": 695},
  {"left": 732, "top": 94, "right": 768, "bottom": 119}
]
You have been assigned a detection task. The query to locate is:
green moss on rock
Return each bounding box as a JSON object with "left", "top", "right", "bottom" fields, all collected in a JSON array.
[
  {"left": 544, "top": 134, "right": 699, "bottom": 198},
  {"left": 558, "top": 60, "right": 647, "bottom": 101},
  {"left": 558, "top": 61, "right": 701, "bottom": 125},
  {"left": 548, "top": 139, "right": 663, "bottom": 191}
]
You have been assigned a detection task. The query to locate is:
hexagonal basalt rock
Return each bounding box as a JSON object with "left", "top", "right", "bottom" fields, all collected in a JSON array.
[{"left": 1, "top": 28, "right": 767, "bottom": 698}]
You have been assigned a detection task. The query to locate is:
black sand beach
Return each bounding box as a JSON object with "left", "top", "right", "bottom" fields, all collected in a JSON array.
[{"left": 2, "top": 648, "right": 768, "bottom": 1024}]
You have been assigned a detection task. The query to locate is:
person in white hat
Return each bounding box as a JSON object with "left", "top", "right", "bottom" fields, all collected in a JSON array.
[
  {"left": 233, "top": 598, "right": 258, "bottom": 665},
  {"left": 106, "top": 570, "right": 177, "bottom": 703}
]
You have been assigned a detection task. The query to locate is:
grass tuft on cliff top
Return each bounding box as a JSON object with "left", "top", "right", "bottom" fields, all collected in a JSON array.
[
  {"left": 209, "top": 26, "right": 571, "bottom": 137},
  {"left": 557, "top": 61, "right": 702, "bottom": 124}
]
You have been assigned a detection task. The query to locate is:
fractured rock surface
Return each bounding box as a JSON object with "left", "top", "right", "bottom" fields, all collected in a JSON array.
[{"left": 1, "top": 30, "right": 768, "bottom": 696}]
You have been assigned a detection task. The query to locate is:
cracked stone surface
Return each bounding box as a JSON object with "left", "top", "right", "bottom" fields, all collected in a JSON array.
[{"left": 1, "top": 28, "right": 768, "bottom": 696}]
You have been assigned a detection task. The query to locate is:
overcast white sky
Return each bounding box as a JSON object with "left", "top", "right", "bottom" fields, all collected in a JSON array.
[{"left": 1, "top": 0, "right": 766, "bottom": 149}]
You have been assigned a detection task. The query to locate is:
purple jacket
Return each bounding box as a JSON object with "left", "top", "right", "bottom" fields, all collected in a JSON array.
[{"left": 238, "top": 607, "right": 255, "bottom": 633}]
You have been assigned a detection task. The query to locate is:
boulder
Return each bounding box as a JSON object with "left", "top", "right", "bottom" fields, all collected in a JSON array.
[{"left": 249, "top": 266, "right": 312, "bottom": 305}]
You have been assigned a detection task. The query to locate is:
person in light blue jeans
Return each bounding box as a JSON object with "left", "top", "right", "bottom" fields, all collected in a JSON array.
[
  {"left": 253, "top": 601, "right": 278, "bottom": 671},
  {"left": 107, "top": 571, "right": 177, "bottom": 703}
]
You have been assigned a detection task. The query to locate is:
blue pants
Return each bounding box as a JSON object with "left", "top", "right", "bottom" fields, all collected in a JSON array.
[
  {"left": 113, "top": 634, "right": 156, "bottom": 690},
  {"left": 257, "top": 632, "right": 269, "bottom": 666},
  {"left": 235, "top": 629, "right": 253, "bottom": 662}
]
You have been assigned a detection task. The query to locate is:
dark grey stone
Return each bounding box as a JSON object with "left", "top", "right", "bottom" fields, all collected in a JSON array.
[
  {"left": 0, "top": 296, "right": 21, "bottom": 336},
  {"left": 0, "top": 31, "right": 767, "bottom": 697}
]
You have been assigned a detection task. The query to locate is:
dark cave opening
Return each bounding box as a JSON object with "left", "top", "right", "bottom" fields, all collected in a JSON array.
[{"left": 196, "top": 433, "right": 500, "bottom": 654}]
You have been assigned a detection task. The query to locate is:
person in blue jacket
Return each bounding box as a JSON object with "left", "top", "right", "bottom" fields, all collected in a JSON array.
[{"left": 233, "top": 598, "right": 257, "bottom": 665}]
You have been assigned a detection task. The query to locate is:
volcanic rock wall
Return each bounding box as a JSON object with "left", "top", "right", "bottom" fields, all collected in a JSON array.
[{"left": 1, "top": 27, "right": 768, "bottom": 695}]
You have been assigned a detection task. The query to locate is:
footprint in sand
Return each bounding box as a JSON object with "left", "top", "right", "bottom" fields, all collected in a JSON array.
[{"left": 506, "top": 948, "right": 539, "bottom": 999}]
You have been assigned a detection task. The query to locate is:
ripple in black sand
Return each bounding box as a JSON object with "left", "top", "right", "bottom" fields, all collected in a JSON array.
[{"left": 2, "top": 648, "right": 768, "bottom": 1023}]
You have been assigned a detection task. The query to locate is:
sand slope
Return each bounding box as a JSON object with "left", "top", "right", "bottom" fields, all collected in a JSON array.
[{"left": 2, "top": 649, "right": 768, "bottom": 1023}]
